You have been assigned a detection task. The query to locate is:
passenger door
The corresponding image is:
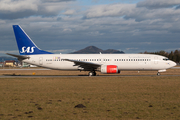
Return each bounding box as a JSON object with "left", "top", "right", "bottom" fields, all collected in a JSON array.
[{"left": 39, "top": 57, "right": 43, "bottom": 65}]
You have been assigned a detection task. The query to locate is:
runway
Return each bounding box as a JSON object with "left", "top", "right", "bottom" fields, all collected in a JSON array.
[
  {"left": 171, "top": 67, "right": 180, "bottom": 69},
  {"left": 1, "top": 74, "right": 180, "bottom": 78}
]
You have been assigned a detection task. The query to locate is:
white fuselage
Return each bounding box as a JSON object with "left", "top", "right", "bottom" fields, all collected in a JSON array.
[
  {"left": 11, "top": 25, "right": 177, "bottom": 75},
  {"left": 22, "top": 54, "right": 176, "bottom": 71}
]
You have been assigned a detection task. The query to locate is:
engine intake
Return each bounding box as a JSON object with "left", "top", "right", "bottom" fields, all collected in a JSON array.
[{"left": 101, "top": 65, "right": 120, "bottom": 74}]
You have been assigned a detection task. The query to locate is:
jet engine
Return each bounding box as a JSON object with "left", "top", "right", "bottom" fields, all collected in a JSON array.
[{"left": 101, "top": 65, "right": 120, "bottom": 74}]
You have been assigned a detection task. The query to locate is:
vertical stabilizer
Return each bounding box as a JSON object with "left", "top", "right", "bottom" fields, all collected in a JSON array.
[{"left": 13, "top": 25, "right": 53, "bottom": 55}]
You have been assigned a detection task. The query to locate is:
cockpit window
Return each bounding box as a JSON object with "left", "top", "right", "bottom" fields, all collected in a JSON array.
[{"left": 163, "top": 58, "right": 169, "bottom": 61}]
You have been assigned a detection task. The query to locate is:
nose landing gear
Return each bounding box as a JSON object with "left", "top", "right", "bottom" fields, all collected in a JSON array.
[
  {"left": 157, "top": 72, "right": 161, "bottom": 76},
  {"left": 157, "top": 70, "right": 166, "bottom": 76}
]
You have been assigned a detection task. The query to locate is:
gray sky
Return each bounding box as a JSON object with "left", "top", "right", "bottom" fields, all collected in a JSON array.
[{"left": 0, "top": 0, "right": 180, "bottom": 56}]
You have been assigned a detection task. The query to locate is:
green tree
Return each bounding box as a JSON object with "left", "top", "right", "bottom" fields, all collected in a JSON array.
[{"left": 168, "top": 51, "right": 174, "bottom": 61}]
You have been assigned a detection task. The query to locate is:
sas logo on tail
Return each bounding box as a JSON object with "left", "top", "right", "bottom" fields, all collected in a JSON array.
[{"left": 20, "top": 46, "right": 35, "bottom": 53}]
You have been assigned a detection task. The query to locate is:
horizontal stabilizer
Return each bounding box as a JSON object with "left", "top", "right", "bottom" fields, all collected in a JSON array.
[{"left": 6, "top": 53, "right": 29, "bottom": 60}]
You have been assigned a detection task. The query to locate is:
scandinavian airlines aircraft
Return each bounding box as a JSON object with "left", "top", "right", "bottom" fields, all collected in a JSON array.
[{"left": 7, "top": 25, "right": 176, "bottom": 76}]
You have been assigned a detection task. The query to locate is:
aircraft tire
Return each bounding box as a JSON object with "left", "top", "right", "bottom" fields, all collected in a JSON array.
[
  {"left": 157, "top": 72, "right": 161, "bottom": 76},
  {"left": 89, "top": 71, "right": 96, "bottom": 76},
  {"left": 89, "top": 72, "right": 93, "bottom": 76}
]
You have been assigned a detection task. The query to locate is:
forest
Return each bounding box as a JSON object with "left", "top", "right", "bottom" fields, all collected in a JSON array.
[{"left": 142, "top": 50, "right": 180, "bottom": 63}]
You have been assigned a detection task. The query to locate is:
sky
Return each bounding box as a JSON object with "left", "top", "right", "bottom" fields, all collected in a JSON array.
[{"left": 0, "top": 0, "right": 180, "bottom": 56}]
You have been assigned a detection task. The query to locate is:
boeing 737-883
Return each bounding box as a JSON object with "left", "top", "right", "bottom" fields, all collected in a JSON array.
[{"left": 7, "top": 25, "right": 176, "bottom": 76}]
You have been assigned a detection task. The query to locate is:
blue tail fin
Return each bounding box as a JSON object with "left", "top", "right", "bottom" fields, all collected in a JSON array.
[{"left": 13, "top": 25, "right": 53, "bottom": 55}]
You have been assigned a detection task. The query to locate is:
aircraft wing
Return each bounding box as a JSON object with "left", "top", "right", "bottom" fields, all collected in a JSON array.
[
  {"left": 6, "top": 53, "right": 29, "bottom": 60},
  {"left": 64, "top": 59, "right": 101, "bottom": 71}
]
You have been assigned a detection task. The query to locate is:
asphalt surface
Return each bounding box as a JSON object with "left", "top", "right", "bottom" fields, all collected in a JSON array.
[
  {"left": 0, "top": 67, "right": 179, "bottom": 71},
  {"left": 0, "top": 74, "right": 180, "bottom": 78}
]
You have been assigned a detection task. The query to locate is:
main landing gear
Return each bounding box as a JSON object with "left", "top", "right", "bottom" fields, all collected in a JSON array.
[{"left": 88, "top": 71, "right": 96, "bottom": 76}]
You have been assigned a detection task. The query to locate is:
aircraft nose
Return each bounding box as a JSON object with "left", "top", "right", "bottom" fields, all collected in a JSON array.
[{"left": 171, "top": 61, "right": 177, "bottom": 67}]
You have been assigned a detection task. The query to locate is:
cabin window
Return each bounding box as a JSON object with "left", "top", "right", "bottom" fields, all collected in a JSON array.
[{"left": 163, "top": 58, "right": 169, "bottom": 61}]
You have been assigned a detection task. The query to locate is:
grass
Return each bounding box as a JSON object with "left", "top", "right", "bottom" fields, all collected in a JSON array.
[{"left": 0, "top": 75, "right": 180, "bottom": 119}]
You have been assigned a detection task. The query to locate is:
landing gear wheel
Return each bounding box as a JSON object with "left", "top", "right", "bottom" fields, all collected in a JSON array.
[
  {"left": 88, "top": 71, "right": 96, "bottom": 76},
  {"left": 93, "top": 71, "right": 96, "bottom": 76},
  {"left": 89, "top": 72, "right": 93, "bottom": 76},
  {"left": 157, "top": 72, "right": 161, "bottom": 76}
]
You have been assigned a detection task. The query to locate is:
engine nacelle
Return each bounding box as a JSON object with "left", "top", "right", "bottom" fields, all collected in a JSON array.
[{"left": 101, "top": 65, "right": 120, "bottom": 74}]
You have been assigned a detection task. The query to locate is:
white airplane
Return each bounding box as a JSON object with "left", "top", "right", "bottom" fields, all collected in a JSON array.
[{"left": 7, "top": 25, "right": 176, "bottom": 76}]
